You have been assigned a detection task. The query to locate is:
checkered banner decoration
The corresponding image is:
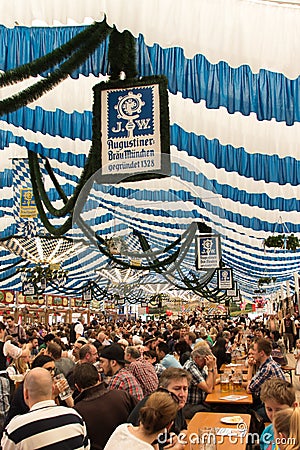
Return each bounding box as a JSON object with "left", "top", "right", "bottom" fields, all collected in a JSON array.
[{"left": 12, "top": 158, "right": 42, "bottom": 237}]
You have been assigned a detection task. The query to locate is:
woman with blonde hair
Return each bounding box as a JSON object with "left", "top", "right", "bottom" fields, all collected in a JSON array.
[
  {"left": 273, "top": 407, "right": 300, "bottom": 450},
  {"left": 104, "top": 390, "right": 179, "bottom": 449},
  {"left": 6, "top": 343, "right": 30, "bottom": 380}
]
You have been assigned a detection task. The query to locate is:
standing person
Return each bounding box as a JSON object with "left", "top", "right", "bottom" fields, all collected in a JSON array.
[
  {"left": 266, "top": 314, "right": 280, "bottom": 333},
  {"left": 294, "top": 338, "right": 300, "bottom": 380},
  {"left": 280, "top": 312, "right": 296, "bottom": 353},
  {"left": 5, "top": 316, "right": 26, "bottom": 344},
  {"left": 69, "top": 317, "right": 85, "bottom": 345},
  {"left": 104, "top": 391, "right": 179, "bottom": 450},
  {"left": 1, "top": 367, "right": 90, "bottom": 449},
  {"left": 74, "top": 317, "right": 85, "bottom": 340}
]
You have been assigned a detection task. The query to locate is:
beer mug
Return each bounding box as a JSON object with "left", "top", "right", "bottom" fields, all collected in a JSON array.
[
  {"left": 198, "top": 427, "right": 217, "bottom": 450},
  {"left": 54, "top": 373, "right": 72, "bottom": 401},
  {"left": 220, "top": 373, "right": 230, "bottom": 392},
  {"left": 232, "top": 370, "right": 243, "bottom": 391}
]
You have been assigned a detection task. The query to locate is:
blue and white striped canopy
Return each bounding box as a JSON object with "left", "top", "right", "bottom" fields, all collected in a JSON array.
[{"left": 0, "top": 0, "right": 300, "bottom": 301}]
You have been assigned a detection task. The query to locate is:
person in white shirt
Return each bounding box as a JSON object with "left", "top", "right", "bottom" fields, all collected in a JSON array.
[
  {"left": 74, "top": 317, "right": 85, "bottom": 340},
  {"left": 104, "top": 390, "right": 179, "bottom": 450}
]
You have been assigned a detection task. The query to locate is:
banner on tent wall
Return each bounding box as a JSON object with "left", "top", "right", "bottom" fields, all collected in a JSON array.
[
  {"left": 196, "top": 235, "right": 221, "bottom": 269},
  {"left": 217, "top": 268, "right": 234, "bottom": 290},
  {"left": 47, "top": 295, "right": 69, "bottom": 307},
  {"left": 17, "top": 292, "right": 45, "bottom": 306},
  {"left": 93, "top": 76, "right": 170, "bottom": 183},
  {"left": 70, "top": 298, "right": 88, "bottom": 308},
  {"left": 20, "top": 188, "right": 37, "bottom": 218},
  {"left": 0, "top": 290, "right": 14, "bottom": 304}
]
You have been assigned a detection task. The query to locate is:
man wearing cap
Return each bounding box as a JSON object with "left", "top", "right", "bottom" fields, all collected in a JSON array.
[{"left": 99, "top": 344, "right": 144, "bottom": 401}]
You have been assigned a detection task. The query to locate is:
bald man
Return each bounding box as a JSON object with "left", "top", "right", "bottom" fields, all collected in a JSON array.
[{"left": 1, "top": 368, "right": 90, "bottom": 449}]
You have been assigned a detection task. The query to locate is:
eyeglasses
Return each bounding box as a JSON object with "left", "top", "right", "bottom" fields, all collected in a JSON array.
[{"left": 157, "top": 387, "right": 179, "bottom": 404}]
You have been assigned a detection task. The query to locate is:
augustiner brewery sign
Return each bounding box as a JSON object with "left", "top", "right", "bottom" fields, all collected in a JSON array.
[{"left": 93, "top": 76, "right": 170, "bottom": 183}]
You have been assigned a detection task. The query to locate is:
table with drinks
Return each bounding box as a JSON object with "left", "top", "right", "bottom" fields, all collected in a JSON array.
[
  {"left": 185, "top": 412, "right": 251, "bottom": 450},
  {"left": 205, "top": 367, "right": 252, "bottom": 406}
]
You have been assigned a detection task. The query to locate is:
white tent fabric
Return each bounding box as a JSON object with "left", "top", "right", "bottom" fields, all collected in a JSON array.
[
  {"left": 0, "top": 0, "right": 299, "bottom": 302},
  {"left": 1, "top": 0, "right": 300, "bottom": 77}
]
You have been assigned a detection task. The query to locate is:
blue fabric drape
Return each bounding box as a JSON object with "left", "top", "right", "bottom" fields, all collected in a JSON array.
[{"left": 1, "top": 26, "right": 300, "bottom": 124}]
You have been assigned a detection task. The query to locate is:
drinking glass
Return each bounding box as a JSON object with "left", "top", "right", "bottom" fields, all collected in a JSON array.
[
  {"left": 198, "top": 427, "right": 217, "bottom": 450},
  {"left": 54, "top": 373, "right": 72, "bottom": 401},
  {"left": 220, "top": 373, "right": 230, "bottom": 392}
]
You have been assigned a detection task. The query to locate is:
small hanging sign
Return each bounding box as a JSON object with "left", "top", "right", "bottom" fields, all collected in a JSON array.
[
  {"left": 196, "top": 234, "right": 221, "bottom": 270},
  {"left": 22, "top": 281, "right": 36, "bottom": 296},
  {"left": 20, "top": 188, "right": 37, "bottom": 218},
  {"left": 217, "top": 268, "right": 234, "bottom": 290},
  {"left": 82, "top": 287, "right": 93, "bottom": 303},
  {"left": 227, "top": 282, "right": 238, "bottom": 297}
]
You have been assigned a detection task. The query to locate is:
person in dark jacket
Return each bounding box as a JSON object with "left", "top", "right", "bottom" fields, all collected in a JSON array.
[
  {"left": 211, "top": 336, "right": 231, "bottom": 371},
  {"left": 73, "top": 363, "right": 138, "bottom": 450}
]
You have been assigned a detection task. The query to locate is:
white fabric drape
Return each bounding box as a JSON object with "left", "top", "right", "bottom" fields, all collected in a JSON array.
[{"left": 1, "top": 0, "right": 300, "bottom": 78}]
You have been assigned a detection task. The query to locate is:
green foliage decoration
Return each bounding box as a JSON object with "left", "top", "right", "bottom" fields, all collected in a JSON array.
[
  {"left": 264, "top": 234, "right": 299, "bottom": 251},
  {"left": 0, "top": 20, "right": 112, "bottom": 116}
]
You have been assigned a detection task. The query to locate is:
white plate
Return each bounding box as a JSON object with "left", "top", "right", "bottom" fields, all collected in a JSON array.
[{"left": 220, "top": 416, "right": 243, "bottom": 424}]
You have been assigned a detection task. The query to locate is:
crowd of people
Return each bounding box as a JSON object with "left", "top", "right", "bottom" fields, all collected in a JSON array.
[{"left": 0, "top": 309, "right": 299, "bottom": 449}]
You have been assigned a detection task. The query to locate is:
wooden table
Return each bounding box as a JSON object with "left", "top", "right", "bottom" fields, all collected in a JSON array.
[
  {"left": 185, "top": 412, "right": 251, "bottom": 450},
  {"left": 205, "top": 384, "right": 253, "bottom": 405}
]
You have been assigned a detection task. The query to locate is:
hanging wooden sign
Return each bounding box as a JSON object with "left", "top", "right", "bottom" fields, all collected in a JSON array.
[{"left": 93, "top": 75, "right": 170, "bottom": 183}]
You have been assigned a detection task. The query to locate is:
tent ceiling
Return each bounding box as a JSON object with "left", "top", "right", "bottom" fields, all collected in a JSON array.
[{"left": 0, "top": 0, "right": 299, "bottom": 302}]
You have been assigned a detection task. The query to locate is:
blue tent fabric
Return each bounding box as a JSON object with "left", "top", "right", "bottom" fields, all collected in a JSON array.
[{"left": 0, "top": 1, "right": 299, "bottom": 300}]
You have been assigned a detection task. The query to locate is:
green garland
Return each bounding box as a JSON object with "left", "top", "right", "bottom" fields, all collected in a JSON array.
[
  {"left": 0, "top": 22, "right": 108, "bottom": 88},
  {"left": 108, "top": 27, "right": 137, "bottom": 80},
  {"left": 0, "top": 20, "right": 112, "bottom": 115},
  {"left": 3, "top": 23, "right": 169, "bottom": 239}
]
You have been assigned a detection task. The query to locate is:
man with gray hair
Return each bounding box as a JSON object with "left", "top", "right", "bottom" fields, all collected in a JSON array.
[
  {"left": 183, "top": 346, "right": 217, "bottom": 419},
  {"left": 1, "top": 367, "right": 90, "bottom": 449},
  {"left": 125, "top": 346, "right": 158, "bottom": 396}
]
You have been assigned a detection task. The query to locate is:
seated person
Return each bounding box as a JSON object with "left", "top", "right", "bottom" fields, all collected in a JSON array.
[
  {"left": 104, "top": 390, "right": 179, "bottom": 449},
  {"left": 246, "top": 338, "right": 285, "bottom": 421},
  {"left": 273, "top": 407, "right": 300, "bottom": 450},
  {"left": 259, "top": 378, "right": 296, "bottom": 450},
  {"left": 183, "top": 346, "right": 217, "bottom": 419}
]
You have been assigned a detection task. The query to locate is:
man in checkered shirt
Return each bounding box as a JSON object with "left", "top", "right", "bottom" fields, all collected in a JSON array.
[
  {"left": 99, "top": 344, "right": 144, "bottom": 401},
  {"left": 183, "top": 346, "right": 217, "bottom": 419},
  {"left": 246, "top": 337, "right": 285, "bottom": 421}
]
